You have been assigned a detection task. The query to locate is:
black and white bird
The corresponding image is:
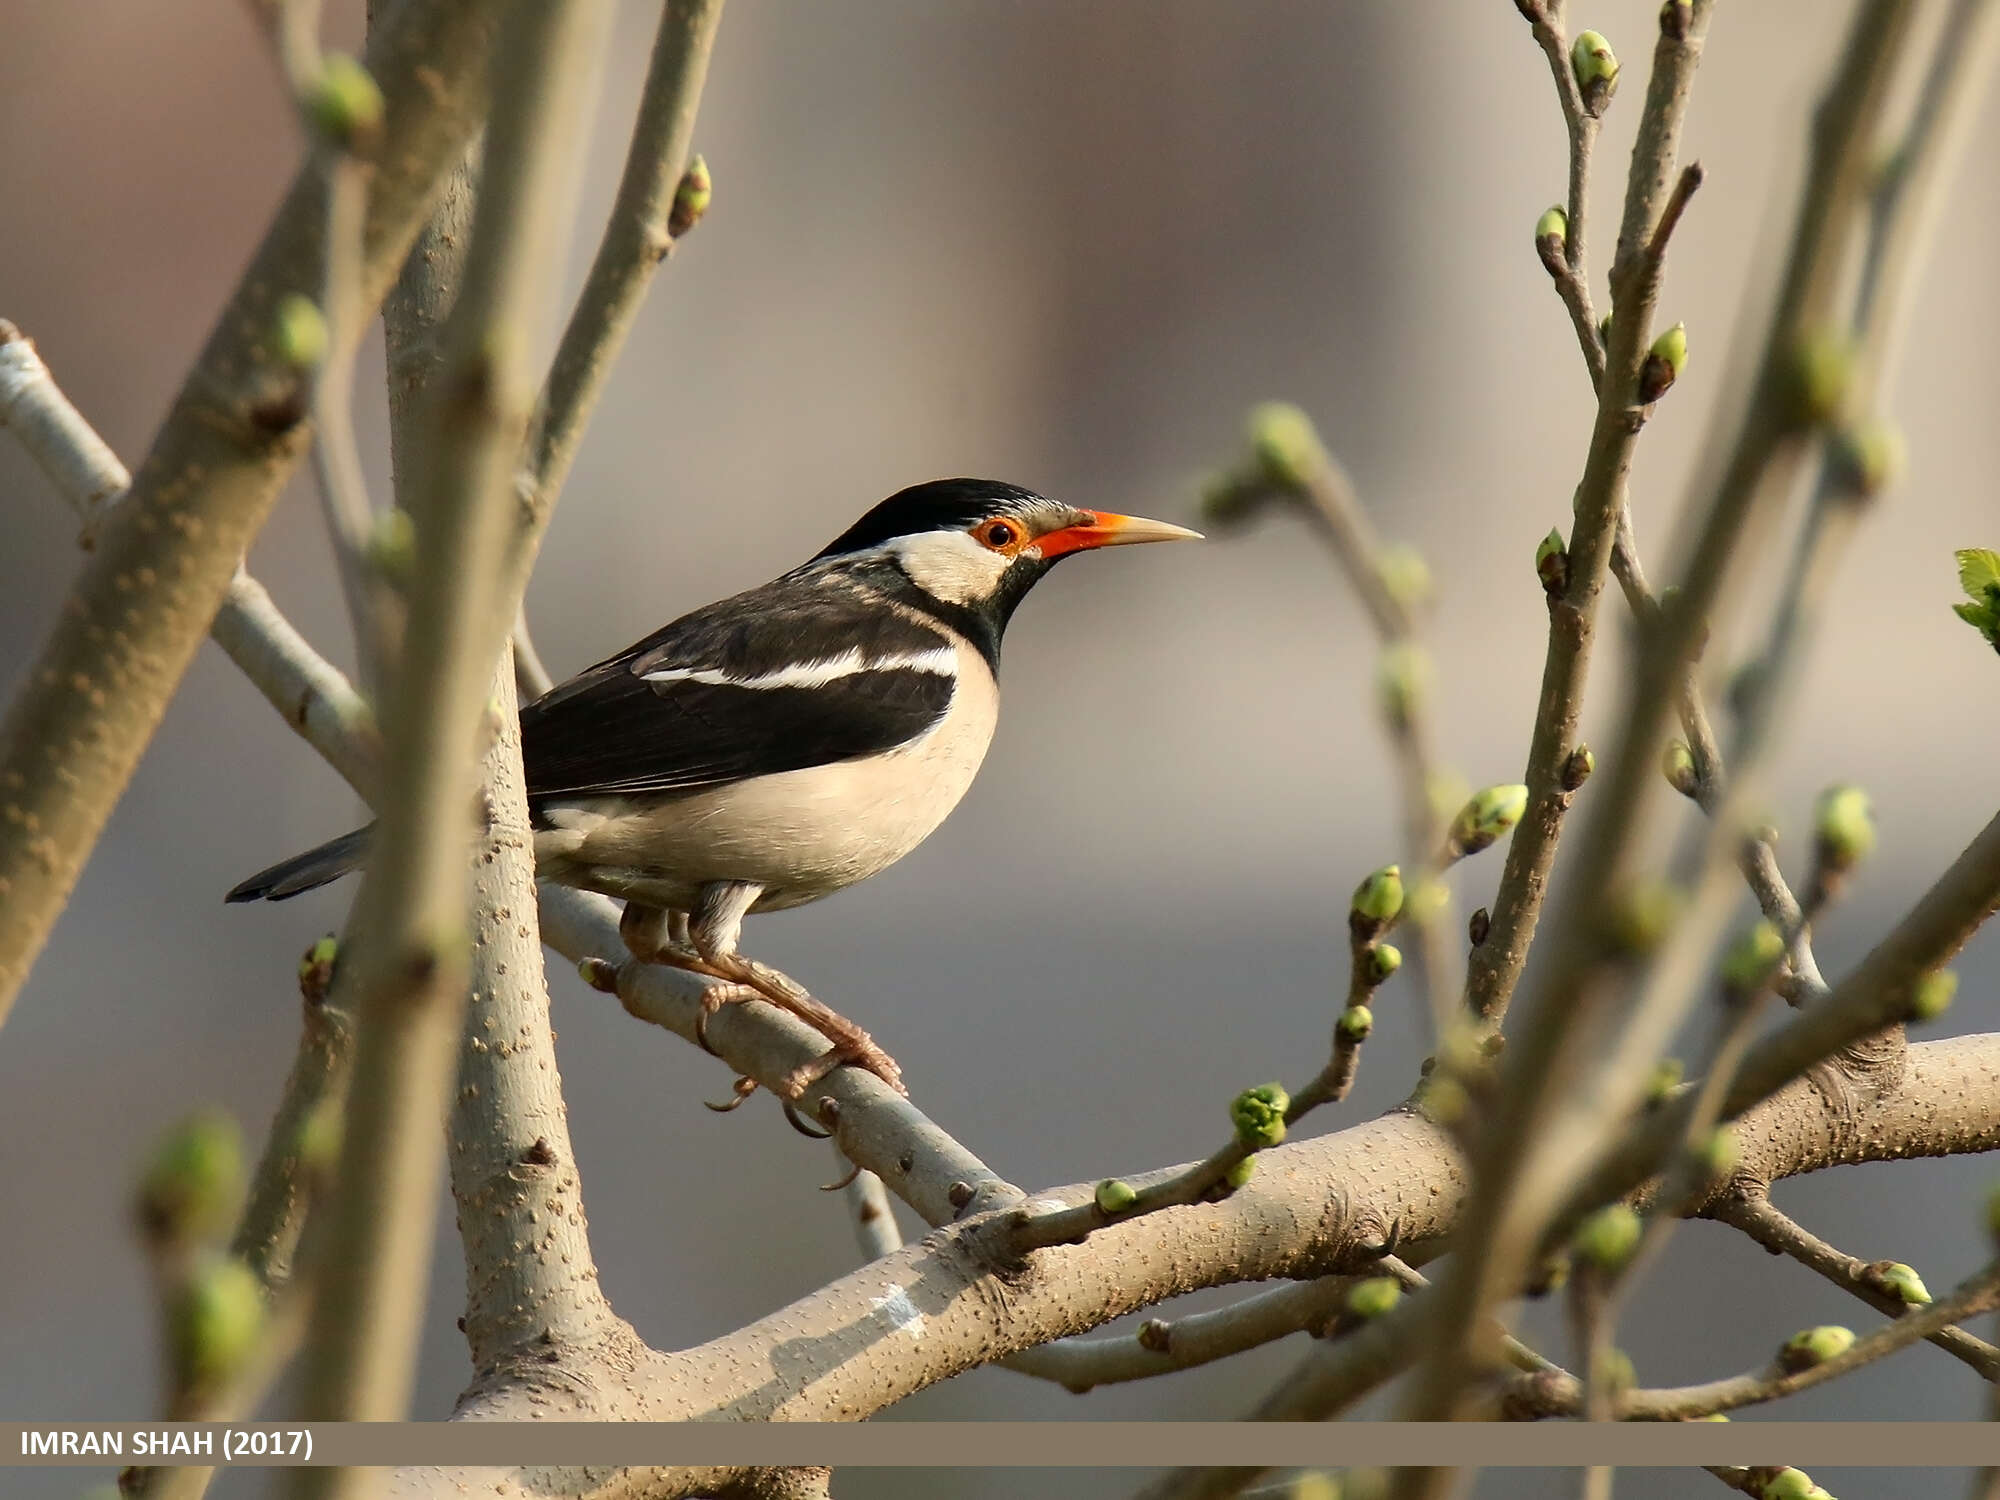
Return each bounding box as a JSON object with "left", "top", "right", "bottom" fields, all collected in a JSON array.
[{"left": 229, "top": 478, "right": 1198, "bottom": 1097}]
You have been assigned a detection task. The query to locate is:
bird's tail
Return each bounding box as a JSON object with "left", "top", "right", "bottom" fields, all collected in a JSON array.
[{"left": 225, "top": 825, "right": 373, "bottom": 903}]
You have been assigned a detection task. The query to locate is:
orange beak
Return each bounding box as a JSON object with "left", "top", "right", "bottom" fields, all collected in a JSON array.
[{"left": 1031, "top": 510, "right": 1203, "bottom": 560}]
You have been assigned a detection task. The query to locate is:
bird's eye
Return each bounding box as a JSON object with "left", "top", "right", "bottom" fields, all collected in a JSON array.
[{"left": 976, "top": 519, "right": 1022, "bottom": 551}]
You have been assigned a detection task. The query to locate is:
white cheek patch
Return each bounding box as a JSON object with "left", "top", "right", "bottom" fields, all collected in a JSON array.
[{"left": 889, "top": 530, "right": 1011, "bottom": 605}]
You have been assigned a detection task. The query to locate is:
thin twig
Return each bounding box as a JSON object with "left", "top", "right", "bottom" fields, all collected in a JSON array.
[
  {"left": 517, "top": 0, "right": 726, "bottom": 568},
  {"left": 1710, "top": 1192, "right": 2000, "bottom": 1378},
  {"left": 1415, "top": 0, "right": 1920, "bottom": 1427},
  {"left": 1502, "top": 1260, "right": 2000, "bottom": 1418},
  {"left": 1464, "top": 0, "right": 1718, "bottom": 1029}
]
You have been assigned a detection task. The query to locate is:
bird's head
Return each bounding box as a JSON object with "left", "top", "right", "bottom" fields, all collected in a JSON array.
[{"left": 811, "top": 478, "right": 1200, "bottom": 632}]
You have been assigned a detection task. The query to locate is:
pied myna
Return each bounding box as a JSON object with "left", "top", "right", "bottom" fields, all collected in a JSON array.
[{"left": 230, "top": 478, "right": 1199, "bottom": 1097}]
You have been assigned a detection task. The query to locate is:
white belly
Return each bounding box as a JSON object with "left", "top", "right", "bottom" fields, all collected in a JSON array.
[{"left": 534, "top": 644, "right": 999, "bottom": 913}]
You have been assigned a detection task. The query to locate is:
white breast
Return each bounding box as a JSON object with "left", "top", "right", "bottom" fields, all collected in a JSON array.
[{"left": 535, "top": 637, "right": 1000, "bottom": 912}]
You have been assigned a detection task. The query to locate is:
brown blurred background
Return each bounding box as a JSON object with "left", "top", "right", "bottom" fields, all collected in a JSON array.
[{"left": 3, "top": 3, "right": 1998, "bottom": 1496}]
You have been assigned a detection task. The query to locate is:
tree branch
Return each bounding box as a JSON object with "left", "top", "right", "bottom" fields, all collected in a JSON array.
[
  {"left": 517, "top": 0, "right": 725, "bottom": 565},
  {"left": 374, "top": 1033, "right": 2000, "bottom": 1500},
  {"left": 1415, "top": 0, "right": 1920, "bottom": 1425},
  {"left": 0, "top": 0, "right": 507, "bottom": 1027},
  {"left": 1709, "top": 1191, "right": 2000, "bottom": 1378},
  {"left": 1502, "top": 1259, "right": 2000, "bottom": 1419},
  {"left": 1465, "top": 0, "right": 1716, "bottom": 1028},
  {"left": 293, "top": 0, "right": 615, "bottom": 1461}
]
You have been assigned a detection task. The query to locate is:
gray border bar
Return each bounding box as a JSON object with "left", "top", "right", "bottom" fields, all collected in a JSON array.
[{"left": 5, "top": 1423, "right": 2000, "bottom": 1468}]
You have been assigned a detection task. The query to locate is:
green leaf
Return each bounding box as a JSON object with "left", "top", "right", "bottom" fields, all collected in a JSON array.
[
  {"left": 1957, "top": 548, "right": 2000, "bottom": 599},
  {"left": 1952, "top": 600, "right": 1998, "bottom": 633}
]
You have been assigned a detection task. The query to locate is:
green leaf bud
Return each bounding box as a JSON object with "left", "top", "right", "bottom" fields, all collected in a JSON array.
[
  {"left": 168, "top": 1256, "right": 265, "bottom": 1394},
  {"left": 1366, "top": 944, "right": 1402, "bottom": 985},
  {"left": 1761, "top": 1471, "right": 1819, "bottom": 1500},
  {"left": 1377, "top": 542, "right": 1432, "bottom": 610},
  {"left": 1561, "top": 743, "right": 1595, "bottom": 792},
  {"left": 1573, "top": 1203, "right": 1642, "bottom": 1273},
  {"left": 1375, "top": 642, "right": 1430, "bottom": 731},
  {"left": 1351, "top": 864, "right": 1405, "bottom": 926},
  {"left": 1224, "top": 1156, "right": 1257, "bottom": 1190},
  {"left": 1570, "top": 31, "right": 1620, "bottom": 115},
  {"left": 1720, "top": 920, "right": 1785, "bottom": 997},
  {"left": 1230, "top": 1083, "right": 1289, "bottom": 1148},
  {"left": 1646, "top": 1056, "right": 1683, "bottom": 1105},
  {"left": 306, "top": 53, "right": 385, "bottom": 152},
  {"left": 1418, "top": 1074, "right": 1468, "bottom": 1126},
  {"left": 1338, "top": 1004, "right": 1375, "bottom": 1043},
  {"left": 138, "top": 1109, "right": 246, "bottom": 1248},
  {"left": 367, "top": 507, "right": 417, "bottom": 588},
  {"left": 1787, "top": 328, "right": 1855, "bottom": 428},
  {"left": 668, "top": 154, "right": 712, "bottom": 238},
  {"left": 1247, "top": 401, "right": 1325, "bottom": 490},
  {"left": 1638, "top": 321, "right": 1687, "bottom": 403},
  {"left": 1447, "top": 783, "right": 1529, "bottom": 860},
  {"left": 1407, "top": 876, "right": 1449, "bottom": 924},
  {"left": 1864, "top": 1260, "right": 1931, "bottom": 1306},
  {"left": 1828, "top": 418, "right": 1904, "bottom": 498},
  {"left": 1535, "top": 204, "right": 1569, "bottom": 275},
  {"left": 1597, "top": 1347, "right": 1636, "bottom": 1393},
  {"left": 1608, "top": 878, "right": 1683, "bottom": 956},
  {"left": 1910, "top": 968, "right": 1957, "bottom": 1022},
  {"left": 297, "top": 934, "right": 338, "bottom": 1004},
  {"left": 1778, "top": 1325, "right": 1855, "bottom": 1372},
  {"left": 1695, "top": 1124, "right": 1738, "bottom": 1178},
  {"left": 1536, "top": 527, "right": 1569, "bottom": 595},
  {"left": 1094, "top": 1178, "right": 1138, "bottom": 1214},
  {"left": 1345, "top": 1275, "right": 1402, "bottom": 1319},
  {"left": 1287, "top": 1474, "right": 1340, "bottom": 1500},
  {"left": 270, "top": 293, "right": 328, "bottom": 370},
  {"left": 1661, "top": 738, "right": 1699, "bottom": 798},
  {"left": 1813, "top": 784, "right": 1875, "bottom": 873}
]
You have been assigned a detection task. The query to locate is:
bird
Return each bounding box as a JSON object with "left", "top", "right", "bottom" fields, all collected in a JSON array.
[{"left": 228, "top": 478, "right": 1199, "bottom": 1100}]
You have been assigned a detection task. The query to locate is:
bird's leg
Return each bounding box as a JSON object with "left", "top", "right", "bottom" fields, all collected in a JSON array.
[
  {"left": 687, "top": 881, "right": 908, "bottom": 1100},
  {"left": 617, "top": 898, "right": 753, "bottom": 1061}
]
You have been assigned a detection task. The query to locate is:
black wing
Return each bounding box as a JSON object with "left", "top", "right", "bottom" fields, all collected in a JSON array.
[{"left": 521, "top": 572, "right": 958, "bottom": 805}]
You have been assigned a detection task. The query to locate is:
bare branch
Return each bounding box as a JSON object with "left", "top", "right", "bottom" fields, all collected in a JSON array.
[
  {"left": 0, "top": 321, "right": 129, "bottom": 542},
  {"left": 519, "top": 0, "right": 726, "bottom": 555},
  {"left": 1418, "top": 0, "right": 1923, "bottom": 1425},
  {"left": 1501, "top": 1259, "right": 2000, "bottom": 1419},
  {"left": 293, "top": 0, "right": 616, "bottom": 1456},
  {"left": 0, "top": 0, "right": 507, "bottom": 1028},
  {"left": 1003, "top": 1277, "right": 1349, "bottom": 1393},
  {"left": 1711, "top": 1191, "right": 2000, "bottom": 1378}
]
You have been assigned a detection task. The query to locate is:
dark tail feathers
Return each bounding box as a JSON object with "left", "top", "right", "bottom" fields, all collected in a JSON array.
[{"left": 225, "top": 825, "right": 373, "bottom": 903}]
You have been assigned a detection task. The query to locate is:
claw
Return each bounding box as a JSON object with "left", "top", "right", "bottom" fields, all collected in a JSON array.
[
  {"left": 704, "top": 1074, "right": 760, "bottom": 1112},
  {"left": 819, "top": 1159, "right": 863, "bottom": 1192},
  {"left": 784, "top": 1098, "right": 834, "bottom": 1140},
  {"left": 693, "top": 1002, "right": 722, "bottom": 1057}
]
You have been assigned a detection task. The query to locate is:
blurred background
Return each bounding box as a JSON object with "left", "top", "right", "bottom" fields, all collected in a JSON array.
[{"left": 4, "top": 2, "right": 1999, "bottom": 1496}]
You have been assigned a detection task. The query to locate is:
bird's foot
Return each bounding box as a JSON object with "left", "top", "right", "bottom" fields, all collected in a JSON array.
[
  {"left": 711, "top": 953, "right": 907, "bottom": 1100},
  {"left": 777, "top": 1029, "right": 905, "bottom": 1100}
]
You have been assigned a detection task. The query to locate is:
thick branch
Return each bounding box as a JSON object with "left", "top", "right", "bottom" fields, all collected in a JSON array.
[
  {"left": 385, "top": 1034, "right": 2000, "bottom": 1499},
  {"left": 294, "top": 0, "right": 614, "bottom": 1455}
]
